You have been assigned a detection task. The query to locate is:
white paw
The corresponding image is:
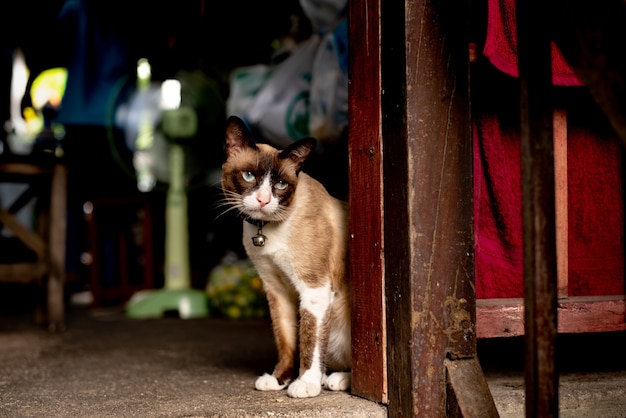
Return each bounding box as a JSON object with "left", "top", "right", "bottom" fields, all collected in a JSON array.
[
  {"left": 324, "top": 372, "right": 351, "bottom": 391},
  {"left": 287, "top": 378, "right": 322, "bottom": 398},
  {"left": 255, "top": 373, "right": 287, "bottom": 391}
]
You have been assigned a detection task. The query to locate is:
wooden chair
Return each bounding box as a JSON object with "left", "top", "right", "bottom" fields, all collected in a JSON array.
[
  {"left": 83, "top": 195, "right": 154, "bottom": 308},
  {"left": 0, "top": 154, "right": 67, "bottom": 331}
]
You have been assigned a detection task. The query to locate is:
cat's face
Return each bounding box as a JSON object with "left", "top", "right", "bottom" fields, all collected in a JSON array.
[{"left": 221, "top": 116, "right": 316, "bottom": 222}]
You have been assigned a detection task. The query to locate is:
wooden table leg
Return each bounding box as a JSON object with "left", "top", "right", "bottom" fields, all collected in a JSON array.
[{"left": 47, "top": 163, "right": 67, "bottom": 331}]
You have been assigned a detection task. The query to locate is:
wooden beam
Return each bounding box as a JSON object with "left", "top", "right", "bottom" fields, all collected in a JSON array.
[
  {"left": 380, "top": 0, "right": 412, "bottom": 410},
  {"left": 0, "top": 162, "right": 51, "bottom": 176},
  {"left": 47, "top": 163, "right": 67, "bottom": 331},
  {"left": 348, "top": 0, "right": 387, "bottom": 403},
  {"left": 516, "top": 0, "right": 559, "bottom": 415},
  {"left": 553, "top": 109, "right": 568, "bottom": 299},
  {"left": 476, "top": 296, "right": 626, "bottom": 338},
  {"left": 445, "top": 358, "right": 499, "bottom": 418},
  {"left": 0, "top": 262, "right": 47, "bottom": 283},
  {"left": 0, "top": 209, "right": 47, "bottom": 259},
  {"left": 381, "top": 0, "right": 477, "bottom": 415}
]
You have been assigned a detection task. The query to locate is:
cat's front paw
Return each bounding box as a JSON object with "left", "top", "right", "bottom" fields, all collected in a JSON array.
[
  {"left": 324, "top": 372, "right": 351, "bottom": 391},
  {"left": 287, "top": 378, "right": 322, "bottom": 398},
  {"left": 255, "top": 373, "right": 287, "bottom": 391}
]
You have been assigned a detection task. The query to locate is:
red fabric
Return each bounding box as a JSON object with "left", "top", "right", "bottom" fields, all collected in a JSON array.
[
  {"left": 475, "top": 0, "right": 623, "bottom": 299},
  {"left": 566, "top": 124, "right": 625, "bottom": 296},
  {"left": 474, "top": 107, "right": 624, "bottom": 299},
  {"left": 474, "top": 113, "right": 524, "bottom": 298},
  {"left": 483, "top": 0, "right": 583, "bottom": 86}
]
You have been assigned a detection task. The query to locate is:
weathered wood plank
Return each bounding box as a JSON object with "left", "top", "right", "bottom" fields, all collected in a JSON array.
[
  {"left": 553, "top": 109, "right": 568, "bottom": 298},
  {"left": 0, "top": 162, "right": 51, "bottom": 176},
  {"left": 445, "top": 358, "right": 499, "bottom": 418},
  {"left": 348, "top": 0, "right": 387, "bottom": 403},
  {"left": 382, "top": 0, "right": 476, "bottom": 415},
  {"left": 476, "top": 297, "right": 626, "bottom": 338},
  {"left": 0, "top": 262, "right": 47, "bottom": 283},
  {"left": 380, "top": 0, "right": 412, "bottom": 413},
  {"left": 47, "top": 163, "right": 67, "bottom": 331},
  {"left": 0, "top": 209, "right": 47, "bottom": 258},
  {"left": 516, "top": 0, "right": 559, "bottom": 415}
]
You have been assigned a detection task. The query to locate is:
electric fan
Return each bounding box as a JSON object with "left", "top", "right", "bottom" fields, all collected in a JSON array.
[{"left": 120, "top": 59, "right": 224, "bottom": 319}]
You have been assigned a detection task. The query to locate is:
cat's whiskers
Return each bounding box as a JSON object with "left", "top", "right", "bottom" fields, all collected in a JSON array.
[
  {"left": 214, "top": 203, "right": 243, "bottom": 220},
  {"left": 218, "top": 186, "right": 292, "bottom": 223},
  {"left": 271, "top": 205, "right": 290, "bottom": 222},
  {"left": 214, "top": 190, "right": 246, "bottom": 219}
]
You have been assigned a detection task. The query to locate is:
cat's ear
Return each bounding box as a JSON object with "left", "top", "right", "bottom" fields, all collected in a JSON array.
[
  {"left": 224, "top": 115, "right": 256, "bottom": 158},
  {"left": 280, "top": 137, "right": 317, "bottom": 172}
]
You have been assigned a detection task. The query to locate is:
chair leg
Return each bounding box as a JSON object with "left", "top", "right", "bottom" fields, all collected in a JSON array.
[{"left": 47, "top": 164, "right": 67, "bottom": 331}]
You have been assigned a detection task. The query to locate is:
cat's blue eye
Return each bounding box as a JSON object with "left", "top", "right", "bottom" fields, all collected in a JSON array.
[
  {"left": 274, "top": 180, "right": 288, "bottom": 190},
  {"left": 242, "top": 171, "right": 255, "bottom": 182}
]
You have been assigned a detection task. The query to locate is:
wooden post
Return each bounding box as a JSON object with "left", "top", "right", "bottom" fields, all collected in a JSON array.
[
  {"left": 553, "top": 109, "right": 568, "bottom": 298},
  {"left": 47, "top": 163, "right": 67, "bottom": 331},
  {"left": 350, "top": 0, "right": 500, "bottom": 414},
  {"left": 348, "top": 0, "right": 387, "bottom": 403},
  {"left": 445, "top": 358, "right": 499, "bottom": 418},
  {"left": 381, "top": 0, "right": 483, "bottom": 415},
  {"left": 516, "top": 0, "right": 559, "bottom": 416}
]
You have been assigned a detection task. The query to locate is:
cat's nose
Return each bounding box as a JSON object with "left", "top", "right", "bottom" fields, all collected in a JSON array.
[
  {"left": 257, "top": 196, "right": 270, "bottom": 208},
  {"left": 256, "top": 188, "right": 271, "bottom": 208}
]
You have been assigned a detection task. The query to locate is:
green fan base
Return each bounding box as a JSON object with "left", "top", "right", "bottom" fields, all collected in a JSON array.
[{"left": 126, "top": 288, "right": 209, "bottom": 319}]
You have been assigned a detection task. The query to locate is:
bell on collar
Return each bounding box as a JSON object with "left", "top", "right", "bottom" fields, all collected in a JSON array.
[
  {"left": 252, "top": 233, "right": 267, "bottom": 247},
  {"left": 252, "top": 224, "right": 267, "bottom": 246}
]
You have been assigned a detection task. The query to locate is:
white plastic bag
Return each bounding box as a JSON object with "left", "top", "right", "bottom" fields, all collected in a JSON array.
[
  {"left": 227, "top": 1, "right": 348, "bottom": 147},
  {"left": 245, "top": 35, "right": 321, "bottom": 147},
  {"left": 309, "top": 16, "right": 348, "bottom": 142},
  {"left": 226, "top": 64, "right": 270, "bottom": 121},
  {"left": 299, "top": 0, "right": 347, "bottom": 33}
]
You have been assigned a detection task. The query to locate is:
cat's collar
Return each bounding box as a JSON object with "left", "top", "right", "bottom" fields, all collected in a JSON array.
[
  {"left": 242, "top": 215, "right": 268, "bottom": 228},
  {"left": 242, "top": 215, "right": 269, "bottom": 247}
]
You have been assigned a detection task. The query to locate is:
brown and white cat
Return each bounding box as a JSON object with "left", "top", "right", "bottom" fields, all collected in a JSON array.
[{"left": 220, "top": 115, "right": 351, "bottom": 398}]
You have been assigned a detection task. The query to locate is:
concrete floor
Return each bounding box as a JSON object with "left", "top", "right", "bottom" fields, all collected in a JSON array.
[
  {"left": 0, "top": 298, "right": 625, "bottom": 417},
  {"left": 479, "top": 332, "right": 626, "bottom": 418}
]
